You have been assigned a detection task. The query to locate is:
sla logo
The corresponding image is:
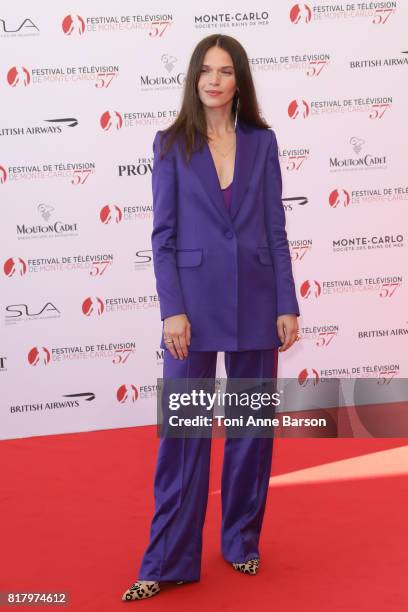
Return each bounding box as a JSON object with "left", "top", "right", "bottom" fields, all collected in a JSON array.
[
  {"left": 100, "top": 111, "right": 123, "bottom": 131},
  {"left": 28, "top": 346, "right": 51, "bottom": 366},
  {"left": 0, "top": 166, "right": 7, "bottom": 184},
  {"left": 62, "top": 15, "right": 85, "bottom": 35},
  {"left": 290, "top": 4, "right": 312, "bottom": 24},
  {"left": 298, "top": 368, "right": 320, "bottom": 385},
  {"left": 4, "top": 257, "right": 27, "bottom": 278},
  {"left": 100, "top": 204, "right": 123, "bottom": 224},
  {"left": 117, "top": 384, "right": 138, "bottom": 403},
  {"left": 288, "top": 99, "right": 310, "bottom": 119},
  {"left": 7, "top": 66, "right": 31, "bottom": 87},
  {"left": 300, "top": 280, "right": 322, "bottom": 299},
  {"left": 5, "top": 302, "right": 60, "bottom": 321},
  {"left": 329, "top": 189, "right": 351, "bottom": 208},
  {"left": 82, "top": 297, "right": 105, "bottom": 316},
  {"left": 0, "top": 18, "right": 39, "bottom": 34}
]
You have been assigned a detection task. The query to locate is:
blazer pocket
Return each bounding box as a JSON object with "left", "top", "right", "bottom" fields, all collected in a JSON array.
[
  {"left": 257, "top": 246, "right": 273, "bottom": 265},
  {"left": 176, "top": 248, "right": 203, "bottom": 268}
]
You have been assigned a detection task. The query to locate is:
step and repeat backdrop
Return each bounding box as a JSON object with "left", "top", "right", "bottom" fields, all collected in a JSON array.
[{"left": 1, "top": 2, "right": 406, "bottom": 440}]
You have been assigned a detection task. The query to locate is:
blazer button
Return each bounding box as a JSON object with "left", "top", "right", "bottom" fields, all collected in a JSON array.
[{"left": 224, "top": 230, "right": 234, "bottom": 239}]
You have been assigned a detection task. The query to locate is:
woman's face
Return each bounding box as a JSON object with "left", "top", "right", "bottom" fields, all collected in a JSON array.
[{"left": 197, "top": 46, "right": 237, "bottom": 111}]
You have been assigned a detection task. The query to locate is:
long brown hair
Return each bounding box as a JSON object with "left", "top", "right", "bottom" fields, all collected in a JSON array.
[{"left": 156, "top": 34, "right": 270, "bottom": 163}]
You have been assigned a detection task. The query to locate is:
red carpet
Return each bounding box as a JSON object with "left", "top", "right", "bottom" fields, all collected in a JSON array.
[{"left": 1, "top": 429, "right": 407, "bottom": 611}]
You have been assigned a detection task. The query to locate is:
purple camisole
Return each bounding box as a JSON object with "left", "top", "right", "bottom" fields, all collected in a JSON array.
[{"left": 221, "top": 181, "right": 233, "bottom": 211}]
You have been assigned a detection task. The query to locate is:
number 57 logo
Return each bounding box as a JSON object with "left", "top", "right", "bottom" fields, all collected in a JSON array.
[
  {"left": 112, "top": 349, "right": 135, "bottom": 364},
  {"left": 379, "top": 282, "right": 401, "bottom": 297}
]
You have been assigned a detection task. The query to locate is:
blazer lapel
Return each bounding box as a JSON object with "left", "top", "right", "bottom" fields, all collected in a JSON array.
[
  {"left": 229, "top": 120, "right": 260, "bottom": 221},
  {"left": 189, "top": 119, "right": 260, "bottom": 225}
]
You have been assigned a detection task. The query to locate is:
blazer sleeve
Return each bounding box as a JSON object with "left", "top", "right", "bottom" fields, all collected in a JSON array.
[
  {"left": 151, "top": 130, "right": 186, "bottom": 321},
  {"left": 264, "top": 129, "right": 300, "bottom": 317}
]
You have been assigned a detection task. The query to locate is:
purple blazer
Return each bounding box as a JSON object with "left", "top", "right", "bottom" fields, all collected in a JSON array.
[{"left": 151, "top": 119, "right": 300, "bottom": 352}]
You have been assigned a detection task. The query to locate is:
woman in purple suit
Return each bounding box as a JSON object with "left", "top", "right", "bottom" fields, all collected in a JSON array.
[{"left": 122, "top": 33, "right": 300, "bottom": 601}]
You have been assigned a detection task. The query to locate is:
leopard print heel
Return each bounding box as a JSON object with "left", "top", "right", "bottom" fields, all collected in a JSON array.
[
  {"left": 231, "top": 557, "right": 260, "bottom": 575},
  {"left": 122, "top": 580, "right": 160, "bottom": 601}
]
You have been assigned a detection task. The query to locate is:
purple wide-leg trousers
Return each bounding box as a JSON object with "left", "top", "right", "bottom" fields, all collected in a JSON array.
[{"left": 137, "top": 347, "right": 279, "bottom": 582}]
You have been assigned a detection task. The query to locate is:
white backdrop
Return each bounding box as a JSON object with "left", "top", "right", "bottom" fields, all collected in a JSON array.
[{"left": 1, "top": 1, "right": 406, "bottom": 440}]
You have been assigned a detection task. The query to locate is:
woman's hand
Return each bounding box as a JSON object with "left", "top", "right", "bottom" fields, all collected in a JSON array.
[
  {"left": 277, "top": 314, "right": 299, "bottom": 352},
  {"left": 163, "top": 314, "right": 191, "bottom": 359}
]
